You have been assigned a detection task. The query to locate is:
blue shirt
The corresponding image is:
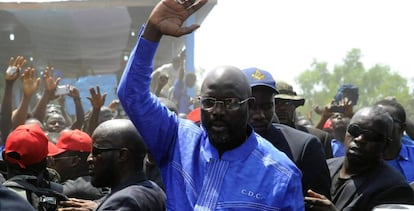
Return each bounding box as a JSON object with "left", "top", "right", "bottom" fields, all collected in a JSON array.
[
  {"left": 117, "top": 30, "right": 304, "bottom": 211},
  {"left": 331, "top": 139, "right": 345, "bottom": 158},
  {"left": 386, "top": 143, "right": 414, "bottom": 183},
  {"left": 402, "top": 134, "right": 414, "bottom": 146}
]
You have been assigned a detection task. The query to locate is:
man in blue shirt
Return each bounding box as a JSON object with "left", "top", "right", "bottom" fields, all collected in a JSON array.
[
  {"left": 375, "top": 99, "right": 414, "bottom": 183},
  {"left": 117, "top": 0, "right": 304, "bottom": 210}
]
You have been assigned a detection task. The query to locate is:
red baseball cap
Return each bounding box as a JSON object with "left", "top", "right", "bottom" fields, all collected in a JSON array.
[
  {"left": 4, "top": 124, "right": 49, "bottom": 169},
  {"left": 48, "top": 129, "right": 92, "bottom": 156},
  {"left": 187, "top": 107, "right": 201, "bottom": 123}
]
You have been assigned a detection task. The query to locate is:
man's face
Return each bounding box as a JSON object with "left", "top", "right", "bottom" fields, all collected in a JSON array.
[
  {"left": 48, "top": 151, "right": 77, "bottom": 182},
  {"left": 87, "top": 138, "right": 118, "bottom": 188},
  {"left": 249, "top": 86, "right": 275, "bottom": 136},
  {"left": 45, "top": 114, "right": 66, "bottom": 132},
  {"left": 200, "top": 69, "right": 251, "bottom": 151},
  {"left": 330, "top": 112, "right": 350, "bottom": 131},
  {"left": 344, "top": 117, "right": 387, "bottom": 165},
  {"left": 274, "top": 98, "right": 296, "bottom": 125}
]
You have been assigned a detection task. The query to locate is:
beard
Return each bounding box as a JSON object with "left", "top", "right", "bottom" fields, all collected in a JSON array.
[{"left": 208, "top": 130, "right": 232, "bottom": 148}]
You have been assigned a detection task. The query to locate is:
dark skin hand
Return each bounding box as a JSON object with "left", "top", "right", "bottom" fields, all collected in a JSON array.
[{"left": 143, "top": 0, "right": 208, "bottom": 42}]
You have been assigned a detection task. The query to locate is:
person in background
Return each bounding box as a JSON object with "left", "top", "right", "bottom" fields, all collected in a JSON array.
[
  {"left": 2, "top": 124, "right": 67, "bottom": 210},
  {"left": 117, "top": 1, "right": 304, "bottom": 209},
  {"left": 243, "top": 67, "right": 331, "bottom": 200},
  {"left": 48, "top": 129, "right": 107, "bottom": 200},
  {"left": 375, "top": 99, "right": 414, "bottom": 184},
  {"left": 305, "top": 106, "right": 414, "bottom": 210},
  {"left": 60, "top": 119, "right": 166, "bottom": 210},
  {"left": 274, "top": 80, "right": 334, "bottom": 159},
  {"left": 170, "top": 49, "right": 197, "bottom": 114}
]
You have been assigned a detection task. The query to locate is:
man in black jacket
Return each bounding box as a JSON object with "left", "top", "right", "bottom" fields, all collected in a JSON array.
[
  {"left": 243, "top": 67, "right": 331, "bottom": 199},
  {"left": 305, "top": 106, "right": 414, "bottom": 210}
]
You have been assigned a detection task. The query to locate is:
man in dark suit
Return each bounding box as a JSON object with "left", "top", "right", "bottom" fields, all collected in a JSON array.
[
  {"left": 60, "top": 119, "right": 166, "bottom": 210},
  {"left": 305, "top": 106, "right": 414, "bottom": 210},
  {"left": 243, "top": 67, "right": 331, "bottom": 199},
  {"left": 274, "top": 81, "right": 335, "bottom": 158}
]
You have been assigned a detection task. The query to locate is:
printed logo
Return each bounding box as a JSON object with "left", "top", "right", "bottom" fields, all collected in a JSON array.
[{"left": 241, "top": 189, "right": 263, "bottom": 199}]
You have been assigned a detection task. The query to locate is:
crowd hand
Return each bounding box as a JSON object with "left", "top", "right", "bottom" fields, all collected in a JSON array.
[
  {"left": 21, "top": 67, "right": 40, "bottom": 97},
  {"left": 322, "top": 102, "right": 333, "bottom": 119},
  {"left": 43, "top": 66, "right": 61, "bottom": 98},
  {"left": 58, "top": 198, "right": 97, "bottom": 211},
  {"left": 6, "top": 56, "right": 26, "bottom": 81},
  {"left": 68, "top": 86, "right": 81, "bottom": 99},
  {"left": 108, "top": 99, "right": 120, "bottom": 111},
  {"left": 339, "top": 97, "right": 353, "bottom": 118},
  {"left": 304, "top": 189, "right": 338, "bottom": 211},
  {"left": 144, "top": 0, "right": 208, "bottom": 41},
  {"left": 87, "top": 86, "right": 107, "bottom": 110}
]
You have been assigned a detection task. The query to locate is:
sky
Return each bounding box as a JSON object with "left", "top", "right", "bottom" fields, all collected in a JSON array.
[{"left": 194, "top": 0, "right": 414, "bottom": 93}]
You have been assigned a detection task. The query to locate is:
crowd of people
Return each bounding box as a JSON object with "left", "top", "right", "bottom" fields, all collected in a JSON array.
[{"left": 1, "top": 0, "right": 414, "bottom": 210}]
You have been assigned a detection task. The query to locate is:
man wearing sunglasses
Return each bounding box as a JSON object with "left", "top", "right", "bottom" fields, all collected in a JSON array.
[
  {"left": 305, "top": 106, "right": 414, "bottom": 210},
  {"left": 117, "top": 0, "right": 303, "bottom": 210},
  {"left": 61, "top": 119, "right": 166, "bottom": 210}
]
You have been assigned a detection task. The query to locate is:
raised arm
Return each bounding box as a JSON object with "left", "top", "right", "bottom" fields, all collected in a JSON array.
[
  {"left": 67, "top": 86, "right": 85, "bottom": 130},
  {"left": 12, "top": 67, "right": 40, "bottom": 129},
  {"left": 31, "top": 66, "right": 60, "bottom": 122},
  {"left": 142, "top": 0, "right": 207, "bottom": 42},
  {"left": 1, "top": 56, "right": 26, "bottom": 143},
  {"left": 86, "top": 86, "right": 106, "bottom": 135}
]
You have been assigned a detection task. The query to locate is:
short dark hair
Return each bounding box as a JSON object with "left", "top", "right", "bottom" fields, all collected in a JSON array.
[{"left": 374, "top": 99, "right": 406, "bottom": 123}]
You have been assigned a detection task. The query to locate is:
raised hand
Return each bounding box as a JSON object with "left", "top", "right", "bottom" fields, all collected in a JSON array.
[
  {"left": 6, "top": 56, "right": 26, "bottom": 81},
  {"left": 144, "top": 0, "right": 208, "bottom": 41},
  {"left": 21, "top": 67, "right": 40, "bottom": 97},
  {"left": 68, "top": 86, "right": 81, "bottom": 99},
  {"left": 87, "top": 86, "right": 107, "bottom": 110},
  {"left": 43, "top": 66, "right": 61, "bottom": 97}
]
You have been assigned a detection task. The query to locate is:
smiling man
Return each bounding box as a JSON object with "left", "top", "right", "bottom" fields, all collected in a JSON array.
[{"left": 305, "top": 106, "right": 414, "bottom": 210}]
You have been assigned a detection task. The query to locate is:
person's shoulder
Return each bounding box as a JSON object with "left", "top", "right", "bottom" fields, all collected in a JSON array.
[
  {"left": 274, "top": 123, "right": 319, "bottom": 144},
  {"left": 101, "top": 180, "right": 166, "bottom": 210},
  {"left": 154, "top": 63, "right": 173, "bottom": 72},
  {"left": 378, "top": 161, "right": 409, "bottom": 183},
  {"left": 256, "top": 134, "right": 300, "bottom": 172},
  {"left": 0, "top": 184, "right": 35, "bottom": 210}
]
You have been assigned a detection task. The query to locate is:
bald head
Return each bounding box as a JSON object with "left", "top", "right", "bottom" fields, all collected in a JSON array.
[
  {"left": 351, "top": 106, "right": 393, "bottom": 139},
  {"left": 93, "top": 119, "right": 147, "bottom": 162},
  {"left": 201, "top": 66, "right": 251, "bottom": 98}
]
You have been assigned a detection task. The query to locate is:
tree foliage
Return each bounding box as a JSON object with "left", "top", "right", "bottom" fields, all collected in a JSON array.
[{"left": 295, "top": 48, "right": 414, "bottom": 123}]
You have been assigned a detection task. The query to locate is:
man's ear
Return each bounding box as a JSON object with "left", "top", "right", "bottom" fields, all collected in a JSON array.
[{"left": 118, "top": 148, "right": 129, "bottom": 162}]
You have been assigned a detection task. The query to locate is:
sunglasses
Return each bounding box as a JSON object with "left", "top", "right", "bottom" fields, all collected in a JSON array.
[
  {"left": 91, "top": 146, "right": 122, "bottom": 157},
  {"left": 347, "top": 124, "right": 387, "bottom": 142}
]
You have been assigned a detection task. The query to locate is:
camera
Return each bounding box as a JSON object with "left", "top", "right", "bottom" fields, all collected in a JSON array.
[{"left": 55, "top": 85, "right": 71, "bottom": 95}]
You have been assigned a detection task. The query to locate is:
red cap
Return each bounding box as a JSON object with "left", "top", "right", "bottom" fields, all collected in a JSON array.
[
  {"left": 48, "top": 129, "right": 92, "bottom": 156},
  {"left": 4, "top": 124, "right": 49, "bottom": 169},
  {"left": 187, "top": 107, "right": 201, "bottom": 123}
]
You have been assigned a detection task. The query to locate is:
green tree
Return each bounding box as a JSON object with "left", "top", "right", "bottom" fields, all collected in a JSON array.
[{"left": 296, "top": 48, "right": 413, "bottom": 124}]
